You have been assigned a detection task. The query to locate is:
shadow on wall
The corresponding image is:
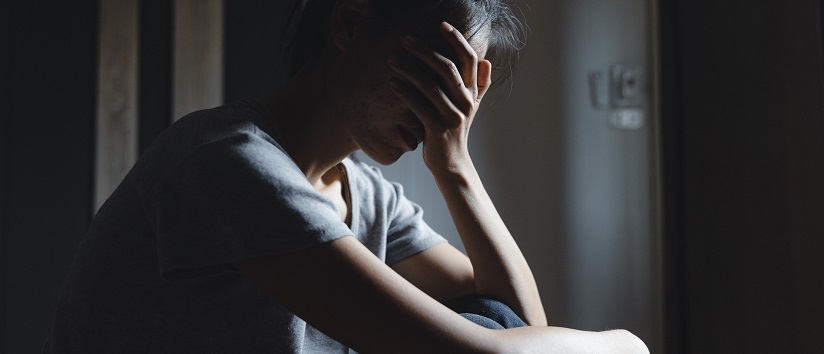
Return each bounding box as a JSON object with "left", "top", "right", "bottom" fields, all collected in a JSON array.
[{"left": 473, "top": 0, "right": 568, "bottom": 332}]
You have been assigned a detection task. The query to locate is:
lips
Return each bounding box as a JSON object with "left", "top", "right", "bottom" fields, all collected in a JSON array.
[{"left": 398, "top": 126, "right": 422, "bottom": 151}]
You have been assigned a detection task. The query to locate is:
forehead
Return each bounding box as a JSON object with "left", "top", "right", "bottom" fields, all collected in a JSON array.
[
  {"left": 394, "top": 20, "right": 491, "bottom": 60},
  {"left": 428, "top": 30, "right": 489, "bottom": 59}
]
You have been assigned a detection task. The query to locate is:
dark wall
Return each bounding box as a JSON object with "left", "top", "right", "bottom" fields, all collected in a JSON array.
[
  {"left": 1, "top": 1, "right": 290, "bottom": 352},
  {"left": 661, "top": 0, "right": 824, "bottom": 353},
  {"left": 224, "top": 1, "right": 290, "bottom": 102},
  {"left": 138, "top": 0, "right": 172, "bottom": 154},
  {"left": 1, "top": 1, "right": 98, "bottom": 352}
]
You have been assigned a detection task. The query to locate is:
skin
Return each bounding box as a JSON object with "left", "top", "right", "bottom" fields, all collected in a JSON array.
[{"left": 232, "top": 0, "right": 650, "bottom": 352}]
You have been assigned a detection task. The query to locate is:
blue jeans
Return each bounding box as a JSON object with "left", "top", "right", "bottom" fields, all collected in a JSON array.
[{"left": 445, "top": 294, "right": 529, "bottom": 330}]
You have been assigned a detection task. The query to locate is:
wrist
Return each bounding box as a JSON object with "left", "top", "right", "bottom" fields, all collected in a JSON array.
[
  {"left": 429, "top": 159, "right": 476, "bottom": 187},
  {"left": 425, "top": 148, "right": 473, "bottom": 175}
]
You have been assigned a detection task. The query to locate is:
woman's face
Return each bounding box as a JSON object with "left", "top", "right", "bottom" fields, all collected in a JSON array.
[{"left": 330, "top": 16, "right": 490, "bottom": 165}]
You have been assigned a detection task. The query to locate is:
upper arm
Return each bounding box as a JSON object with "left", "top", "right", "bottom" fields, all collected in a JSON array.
[
  {"left": 389, "top": 243, "right": 476, "bottom": 302},
  {"left": 231, "top": 236, "right": 491, "bottom": 354}
]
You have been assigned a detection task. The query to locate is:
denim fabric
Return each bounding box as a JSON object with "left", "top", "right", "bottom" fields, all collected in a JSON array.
[{"left": 445, "top": 294, "right": 529, "bottom": 330}]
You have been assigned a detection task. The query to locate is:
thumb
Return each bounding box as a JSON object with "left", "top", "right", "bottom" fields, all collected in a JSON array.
[{"left": 477, "top": 59, "right": 493, "bottom": 101}]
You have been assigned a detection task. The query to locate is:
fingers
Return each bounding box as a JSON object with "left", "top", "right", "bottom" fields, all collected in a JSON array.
[
  {"left": 439, "top": 21, "right": 478, "bottom": 90},
  {"left": 388, "top": 21, "right": 488, "bottom": 130},
  {"left": 400, "top": 36, "right": 468, "bottom": 110},
  {"left": 388, "top": 65, "right": 463, "bottom": 129},
  {"left": 388, "top": 77, "right": 447, "bottom": 130}
]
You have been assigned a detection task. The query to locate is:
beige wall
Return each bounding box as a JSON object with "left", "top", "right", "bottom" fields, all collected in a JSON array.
[{"left": 95, "top": 0, "right": 224, "bottom": 210}]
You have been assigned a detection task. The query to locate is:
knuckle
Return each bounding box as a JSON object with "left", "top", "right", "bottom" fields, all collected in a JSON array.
[
  {"left": 428, "top": 82, "right": 444, "bottom": 97},
  {"left": 433, "top": 56, "right": 460, "bottom": 82},
  {"left": 455, "top": 96, "right": 475, "bottom": 113},
  {"left": 443, "top": 60, "right": 459, "bottom": 78},
  {"left": 467, "top": 50, "right": 478, "bottom": 63},
  {"left": 445, "top": 108, "right": 466, "bottom": 128},
  {"left": 455, "top": 94, "right": 474, "bottom": 111}
]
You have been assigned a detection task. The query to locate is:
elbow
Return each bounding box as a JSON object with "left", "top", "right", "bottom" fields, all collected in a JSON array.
[{"left": 605, "top": 329, "right": 650, "bottom": 354}]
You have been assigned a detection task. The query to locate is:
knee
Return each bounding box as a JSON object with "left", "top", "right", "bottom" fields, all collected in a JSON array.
[{"left": 445, "top": 294, "right": 528, "bottom": 329}]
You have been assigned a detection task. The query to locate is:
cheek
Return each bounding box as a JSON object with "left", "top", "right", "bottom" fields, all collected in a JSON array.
[
  {"left": 358, "top": 72, "right": 406, "bottom": 116},
  {"left": 341, "top": 48, "right": 410, "bottom": 122}
]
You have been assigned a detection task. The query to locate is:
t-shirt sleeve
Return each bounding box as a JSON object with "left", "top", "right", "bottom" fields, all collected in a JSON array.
[
  {"left": 149, "top": 132, "right": 353, "bottom": 279},
  {"left": 383, "top": 180, "right": 448, "bottom": 265}
]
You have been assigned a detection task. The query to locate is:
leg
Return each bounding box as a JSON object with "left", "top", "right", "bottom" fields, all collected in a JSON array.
[{"left": 445, "top": 294, "right": 528, "bottom": 330}]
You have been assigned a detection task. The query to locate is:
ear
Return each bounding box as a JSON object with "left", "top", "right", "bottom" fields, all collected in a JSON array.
[{"left": 330, "top": 0, "right": 371, "bottom": 53}]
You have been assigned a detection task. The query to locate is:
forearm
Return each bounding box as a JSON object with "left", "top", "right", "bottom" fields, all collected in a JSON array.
[
  {"left": 392, "top": 19, "right": 544, "bottom": 326},
  {"left": 233, "top": 237, "right": 648, "bottom": 353},
  {"left": 433, "top": 159, "right": 547, "bottom": 326},
  {"left": 495, "top": 327, "right": 651, "bottom": 354}
]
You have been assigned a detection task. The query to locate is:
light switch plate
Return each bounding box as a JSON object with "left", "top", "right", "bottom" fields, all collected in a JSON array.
[{"left": 610, "top": 64, "right": 646, "bottom": 107}]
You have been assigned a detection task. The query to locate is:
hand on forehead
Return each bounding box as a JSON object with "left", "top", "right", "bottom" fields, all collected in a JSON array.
[{"left": 393, "top": 19, "right": 490, "bottom": 63}]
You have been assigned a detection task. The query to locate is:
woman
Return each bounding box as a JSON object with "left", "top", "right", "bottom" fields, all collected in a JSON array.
[{"left": 47, "top": 0, "right": 649, "bottom": 352}]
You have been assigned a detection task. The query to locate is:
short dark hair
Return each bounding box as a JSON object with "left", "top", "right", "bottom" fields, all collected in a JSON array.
[{"left": 283, "top": 0, "right": 525, "bottom": 86}]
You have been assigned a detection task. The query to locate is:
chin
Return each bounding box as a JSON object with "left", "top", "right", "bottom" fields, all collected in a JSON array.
[
  {"left": 372, "top": 154, "right": 404, "bottom": 166},
  {"left": 361, "top": 149, "right": 405, "bottom": 166}
]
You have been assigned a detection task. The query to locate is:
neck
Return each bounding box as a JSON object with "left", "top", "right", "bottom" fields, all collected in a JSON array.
[{"left": 260, "top": 65, "right": 357, "bottom": 184}]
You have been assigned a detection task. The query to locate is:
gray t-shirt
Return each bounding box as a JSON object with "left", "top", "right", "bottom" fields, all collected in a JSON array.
[{"left": 45, "top": 99, "right": 447, "bottom": 353}]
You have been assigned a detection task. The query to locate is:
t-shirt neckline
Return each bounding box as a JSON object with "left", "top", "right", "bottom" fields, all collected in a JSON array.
[{"left": 243, "top": 96, "right": 360, "bottom": 235}]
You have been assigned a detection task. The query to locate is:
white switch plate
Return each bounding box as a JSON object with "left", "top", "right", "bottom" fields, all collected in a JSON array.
[
  {"left": 588, "top": 70, "right": 609, "bottom": 109},
  {"left": 610, "top": 64, "right": 646, "bottom": 107}
]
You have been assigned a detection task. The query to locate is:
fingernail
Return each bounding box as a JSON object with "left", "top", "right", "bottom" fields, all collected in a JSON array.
[{"left": 441, "top": 21, "right": 454, "bottom": 32}]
